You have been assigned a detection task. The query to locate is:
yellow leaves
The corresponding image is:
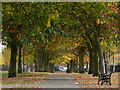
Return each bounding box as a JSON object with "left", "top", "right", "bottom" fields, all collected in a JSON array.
[
  {"left": 47, "top": 20, "right": 50, "bottom": 27},
  {"left": 0, "top": 53, "right": 5, "bottom": 65},
  {"left": 101, "top": 40, "right": 107, "bottom": 46},
  {"left": 7, "top": 11, "right": 13, "bottom": 15},
  {"left": 62, "top": 56, "right": 71, "bottom": 61},
  {"left": 5, "top": 4, "right": 12, "bottom": 11},
  {"left": 97, "top": 19, "right": 103, "bottom": 24},
  {"left": 49, "top": 14, "right": 55, "bottom": 19},
  {"left": 61, "top": 53, "right": 75, "bottom": 61},
  {"left": 51, "top": 53, "right": 76, "bottom": 64},
  {"left": 25, "top": 55, "right": 34, "bottom": 64}
]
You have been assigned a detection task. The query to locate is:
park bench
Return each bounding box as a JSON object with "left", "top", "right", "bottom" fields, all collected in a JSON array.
[{"left": 98, "top": 72, "right": 112, "bottom": 85}]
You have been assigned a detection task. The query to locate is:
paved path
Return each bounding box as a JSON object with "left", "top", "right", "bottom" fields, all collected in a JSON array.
[
  {"left": 1, "top": 72, "right": 79, "bottom": 88},
  {"left": 39, "top": 73, "right": 79, "bottom": 88}
]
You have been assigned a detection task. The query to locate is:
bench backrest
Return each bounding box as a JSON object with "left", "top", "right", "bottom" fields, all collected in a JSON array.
[{"left": 99, "top": 72, "right": 112, "bottom": 79}]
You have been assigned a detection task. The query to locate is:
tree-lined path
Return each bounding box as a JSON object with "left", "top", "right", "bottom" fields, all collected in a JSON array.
[
  {"left": 1, "top": 2, "right": 119, "bottom": 89},
  {"left": 1, "top": 71, "right": 119, "bottom": 88},
  {"left": 37, "top": 72, "right": 79, "bottom": 88}
]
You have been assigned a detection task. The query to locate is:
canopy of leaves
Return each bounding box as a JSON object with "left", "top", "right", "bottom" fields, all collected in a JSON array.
[{"left": 2, "top": 2, "right": 119, "bottom": 65}]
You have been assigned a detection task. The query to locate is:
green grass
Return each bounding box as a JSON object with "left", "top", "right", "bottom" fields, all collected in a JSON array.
[
  {"left": 0, "top": 71, "right": 8, "bottom": 76},
  {"left": 1, "top": 86, "right": 36, "bottom": 90},
  {"left": 2, "top": 71, "right": 48, "bottom": 85},
  {"left": 13, "top": 86, "right": 34, "bottom": 88},
  {"left": 1, "top": 71, "right": 48, "bottom": 77},
  {"left": 18, "top": 72, "right": 34, "bottom": 76},
  {"left": 3, "top": 81, "right": 31, "bottom": 84}
]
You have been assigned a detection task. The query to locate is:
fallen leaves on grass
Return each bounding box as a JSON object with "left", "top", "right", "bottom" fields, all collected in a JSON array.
[
  {"left": 2, "top": 72, "right": 48, "bottom": 85},
  {"left": 75, "top": 72, "right": 119, "bottom": 88}
]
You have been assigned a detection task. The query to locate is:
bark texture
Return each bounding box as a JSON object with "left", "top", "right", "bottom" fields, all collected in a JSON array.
[
  {"left": 18, "top": 44, "right": 22, "bottom": 74},
  {"left": 78, "top": 46, "right": 86, "bottom": 73},
  {"left": 8, "top": 41, "right": 17, "bottom": 78}
]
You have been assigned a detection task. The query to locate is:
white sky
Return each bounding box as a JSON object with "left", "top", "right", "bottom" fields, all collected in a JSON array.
[{"left": 0, "top": 41, "right": 5, "bottom": 53}]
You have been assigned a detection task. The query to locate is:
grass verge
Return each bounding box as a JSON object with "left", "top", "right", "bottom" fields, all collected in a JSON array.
[{"left": 1, "top": 71, "right": 48, "bottom": 85}]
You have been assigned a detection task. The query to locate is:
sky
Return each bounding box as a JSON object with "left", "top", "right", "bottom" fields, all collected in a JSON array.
[
  {"left": 0, "top": 41, "right": 5, "bottom": 53},
  {"left": 0, "top": 32, "right": 5, "bottom": 53}
]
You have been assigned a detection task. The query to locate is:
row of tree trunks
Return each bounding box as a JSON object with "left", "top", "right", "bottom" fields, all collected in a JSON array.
[
  {"left": 85, "top": 31, "right": 105, "bottom": 76},
  {"left": 67, "top": 46, "right": 86, "bottom": 73},
  {"left": 71, "top": 46, "right": 86, "bottom": 73},
  {"left": 71, "top": 36, "right": 105, "bottom": 76},
  {"left": 35, "top": 47, "right": 54, "bottom": 72},
  {"left": 8, "top": 37, "right": 29, "bottom": 77},
  {"left": 67, "top": 60, "right": 75, "bottom": 73}
]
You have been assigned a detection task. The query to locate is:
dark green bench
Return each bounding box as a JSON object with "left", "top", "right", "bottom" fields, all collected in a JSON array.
[{"left": 98, "top": 72, "right": 112, "bottom": 85}]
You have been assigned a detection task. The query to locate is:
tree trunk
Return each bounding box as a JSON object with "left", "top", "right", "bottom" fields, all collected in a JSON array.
[
  {"left": 66, "top": 63, "right": 70, "bottom": 73},
  {"left": 34, "top": 59, "right": 37, "bottom": 72},
  {"left": 49, "top": 63, "right": 54, "bottom": 73},
  {"left": 34, "top": 52, "right": 37, "bottom": 72},
  {"left": 88, "top": 53, "right": 94, "bottom": 74},
  {"left": 92, "top": 52, "right": 99, "bottom": 76},
  {"left": 78, "top": 46, "right": 86, "bottom": 73},
  {"left": 86, "top": 42, "right": 94, "bottom": 74},
  {"left": 75, "top": 57, "right": 79, "bottom": 73},
  {"left": 67, "top": 63, "right": 70, "bottom": 70},
  {"left": 26, "top": 44, "right": 29, "bottom": 72},
  {"left": 43, "top": 55, "right": 49, "bottom": 72},
  {"left": 113, "top": 52, "right": 115, "bottom": 73},
  {"left": 85, "top": 62, "right": 89, "bottom": 72},
  {"left": 92, "top": 38, "right": 99, "bottom": 76},
  {"left": 51, "top": 63, "right": 55, "bottom": 73},
  {"left": 26, "top": 55, "right": 29, "bottom": 72},
  {"left": 18, "top": 44, "right": 22, "bottom": 74},
  {"left": 105, "top": 51, "right": 110, "bottom": 73},
  {"left": 70, "top": 60, "right": 73, "bottom": 73},
  {"left": 8, "top": 41, "right": 17, "bottom": 78},
  {"left": 72, "top": 60, "right": 76, "bottom": 72},
  {"left": 36, "top": 50, "right": 42, "bottom": 72},
  {"left": 22, "top": 49, "right": 25, "bottom": 72},
  {"left": 95, "top": 34, "right": 105, "bottom": 74}
]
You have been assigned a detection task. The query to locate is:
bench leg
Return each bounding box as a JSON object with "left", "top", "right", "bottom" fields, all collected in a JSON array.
[
  {"left": 101, "top": 81, "right": 104, "bottom": 85},
  {"left": 106, "top": 82, "right": 108, "bottom": 84},
  {"left": 109, "top": 80, "right": 111, "bottom": 85},
  {"left": 98, "top": 79, "right": 100, "bottom": 84}
]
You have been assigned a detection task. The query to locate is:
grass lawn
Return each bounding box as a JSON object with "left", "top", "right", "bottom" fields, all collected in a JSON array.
[{"left": 1, "top": 71, "right": 48, "bottom": 85}]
